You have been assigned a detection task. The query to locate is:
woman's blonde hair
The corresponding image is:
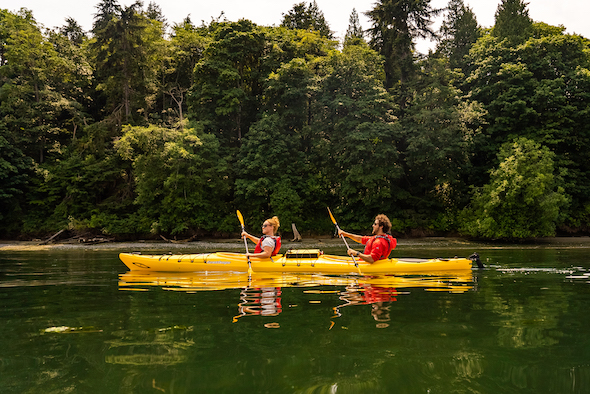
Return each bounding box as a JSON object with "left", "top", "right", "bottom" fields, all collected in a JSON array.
[{"left": 267, "top": 216, "right": 280, "bottom": 232}]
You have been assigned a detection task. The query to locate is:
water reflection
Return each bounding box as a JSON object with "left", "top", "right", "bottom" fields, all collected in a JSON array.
[
  {"left": 234, "top": 287, "right": 283, "bottom": 320},
  {"left": 334, "top": 285, "right": 398, "bottom": 328},
  {"left": 119, "top": 270, "right": 475, "bottom": 325}
]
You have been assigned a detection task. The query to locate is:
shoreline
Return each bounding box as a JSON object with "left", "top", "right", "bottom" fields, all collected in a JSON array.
[{"left": 1, "top": 236, "right": 590, "bottom": 252}]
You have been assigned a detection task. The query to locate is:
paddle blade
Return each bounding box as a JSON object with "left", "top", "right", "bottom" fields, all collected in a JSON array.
[
  {"left": 236, "top": 210, "right": 245, "bottom": 227},
  {"left": 327, "top": 207, "right": 337, "bottom": 225}
]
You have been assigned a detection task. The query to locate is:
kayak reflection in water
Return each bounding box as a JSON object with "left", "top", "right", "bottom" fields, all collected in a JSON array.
[
  {"left": 241, "top": 216, "right": 282, "bottom": 259},
  {"left": 338, "top": 214, "right": 397, "bottom": 263},
  {"left": 334, "top": 284, "right": 397, "bottom": 328}
]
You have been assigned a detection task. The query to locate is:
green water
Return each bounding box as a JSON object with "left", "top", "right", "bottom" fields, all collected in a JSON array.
[{"left": 1, "top": 245, "right": 589, "bottom": 393}]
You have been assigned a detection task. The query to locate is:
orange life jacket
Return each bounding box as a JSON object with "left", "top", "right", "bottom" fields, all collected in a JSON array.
[{"left": 254, "top": 235, "right": 282, "bottom": 256}]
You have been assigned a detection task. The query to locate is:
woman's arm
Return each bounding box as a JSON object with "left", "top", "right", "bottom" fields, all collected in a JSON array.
[
  {"left": 246, "top": 245, "right": 273, "bottom": 259},
  {"left": 241, "top": 231, "right": 260, "bottom": 245}
]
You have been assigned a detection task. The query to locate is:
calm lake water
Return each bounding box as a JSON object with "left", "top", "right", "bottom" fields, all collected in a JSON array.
[{"left": 1, "top": 241, "right": 589, "bottom": 393}]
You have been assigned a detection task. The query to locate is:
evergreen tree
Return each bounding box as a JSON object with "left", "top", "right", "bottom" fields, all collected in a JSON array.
[
  {"left": 366, "top": 0, "right": 441, "bottom": 88},
  {"left": 281, "top": 1, "right": 333, "bottom": 39},
  {"left": 91, "top": 1, "right": 163, "bottom": 124},
  {"left": 145, "top": 2, "right": 166, "bottom": 24},
  {"left": 344, "top": 8, "right": 365, "bottom": 46},
  {"left": 60, "top": 17, "right": 87, "bottom": 46},
  {"left": 437, "top": 0, "right": 481, "bottom": 70},
  {"left": 493, "top": 0, "right": 533, "bottom": 45}
]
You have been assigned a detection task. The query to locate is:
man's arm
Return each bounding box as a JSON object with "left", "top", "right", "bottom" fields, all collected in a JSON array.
[{"left": 337, "top": 229, "right": 363, "bottom": 243}]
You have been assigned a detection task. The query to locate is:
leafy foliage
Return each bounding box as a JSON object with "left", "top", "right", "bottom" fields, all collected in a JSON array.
[
  {"left": 115, "top": 124, "right": 229, "bottom": 234},
  {"left": 464, "top": 138, "right": 567, "bottom": 239},
  {"left": 280, "top": 1, "right": 333, "bottom": 39},
  {"left": 1, "top": 2, "right": 590, "bottom": 239}
]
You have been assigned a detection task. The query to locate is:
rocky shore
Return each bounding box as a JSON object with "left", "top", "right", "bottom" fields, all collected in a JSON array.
[{"left": 1, "top": 236, "right": 590, "bottom": 252}]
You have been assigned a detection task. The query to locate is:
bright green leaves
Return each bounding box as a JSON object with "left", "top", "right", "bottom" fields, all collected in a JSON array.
[
  {"left": 466, "top": 138, "right": 567, "bottom": 239},
  {"left": 115, "top": 124, "right": 228, "bottom": 234},
  {"left": 467, "top": 26, "right": 590, "bottom": 228}
]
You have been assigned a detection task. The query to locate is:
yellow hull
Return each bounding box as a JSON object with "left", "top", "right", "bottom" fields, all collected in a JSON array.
[
  {"left": 119, "top": 270, "right": 475, "bottom": 293},
  {"left": 119, "top": 249, "right": 475, "bottom": 274}
]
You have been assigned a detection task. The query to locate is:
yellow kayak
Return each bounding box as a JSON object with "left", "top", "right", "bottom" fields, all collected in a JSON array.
[
  {"left": 119, "top": 249, "right": 480, "bottom": 274},
  {"left": 118, "top": 270, "right": 475, "bottom": 293}
]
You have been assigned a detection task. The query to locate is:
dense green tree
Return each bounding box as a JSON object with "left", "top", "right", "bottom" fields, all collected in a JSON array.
[
  {"left": 0, "top": 8, "right": 85, "bottom": 164},
  {"left": 261, "top": 26, "right": 337, "bottom": 73},
  {"left": 0, "top": 121, "right": 33, "bottom": 234},
  {"left": 366, "top": 0, "right": 441, "bottom": 88},
  {"left": 344, "top": 8, "right": 365, "bottom": 47},
  {"left": 235, "top": 56, "right": 318, "bottom": 231},
  {"left": 437, "top": 0, "right": 481, "bottom": 70},
  {"left": 235, "top": 114, "right": 309, "bottom": 231},
  {"left": 465, "top": 25, "right": 590, "bottom": 229},
  {"left": 189, "top": 20, "right": 265, "bottom": 146},
  {"left": 24, "top": 148, "right": 128, "bottom": 234},
  {"left": 114, "top": 124, "right": 230, "bottom": 235},
  {"left": 281, "top": 1, "right": 333, "bottom": 39},
  {"left": 464, "top": 137, "right": 567, "bottom": 239},
  {"left": 399, "top": 57, "right": 485, "bottom": 231},
  {"left": 313, "top": 44, "right": 402, "bottom": 228},
  {"left": 492, "top": 0, "right": 533, "bottom": 45},
  {"left": 60, "top": 17, "right": 87, "bottom": 46},
  {"left": 90, "top": 1, "right": 163, "bottom": 124},
  {"left": 163, "top": 19, "right": 209, "bottom": 125}
]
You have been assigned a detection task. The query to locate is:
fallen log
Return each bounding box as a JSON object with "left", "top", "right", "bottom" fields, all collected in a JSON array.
[{"left": 39, "top": 229, "right": 65, "bottom": 245}]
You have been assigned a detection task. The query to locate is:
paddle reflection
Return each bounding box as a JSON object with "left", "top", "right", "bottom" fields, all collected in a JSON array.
[{"left": 119, "top": 270, "right": 474, "bottom": 323}]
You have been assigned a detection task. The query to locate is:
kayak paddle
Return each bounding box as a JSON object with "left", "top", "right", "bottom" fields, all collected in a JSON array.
[
  {"left": 327, "top": 207, "right": 362, "bottom": 275},
  {"left": 236, "top": 210, "right": 253, "bottom": 275}
]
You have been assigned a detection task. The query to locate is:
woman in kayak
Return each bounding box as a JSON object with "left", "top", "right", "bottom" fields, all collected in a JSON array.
[
  {"left": 338, "top": 214, "right": 397, "bottom": 263},
  {"left": 241, "top": 216, "right": 282, "bottom": 258}
]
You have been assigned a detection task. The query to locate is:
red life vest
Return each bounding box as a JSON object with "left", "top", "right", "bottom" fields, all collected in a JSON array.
[
  {"left": 254, "top": 235, "right": 282, "bottom": 256},
  {"left": 363, "top": 234, "right": 396, "bottom": 261}
]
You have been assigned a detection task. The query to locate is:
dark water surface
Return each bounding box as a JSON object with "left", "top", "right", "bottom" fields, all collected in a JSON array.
[{"left": 1, "top": 243, "right": 589, "bottom": 393}]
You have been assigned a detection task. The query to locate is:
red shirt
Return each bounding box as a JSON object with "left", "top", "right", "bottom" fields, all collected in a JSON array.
[{"left": 361, "top": 234, "right": 397, "bottom": 261}]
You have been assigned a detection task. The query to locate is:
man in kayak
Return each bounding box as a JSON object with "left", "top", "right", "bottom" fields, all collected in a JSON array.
[
  {"left": 241, "top": 216, "right": 282, "bottom": 258},
  {"left": 338, "top": 214, "right": 397, "bottom": 263}
]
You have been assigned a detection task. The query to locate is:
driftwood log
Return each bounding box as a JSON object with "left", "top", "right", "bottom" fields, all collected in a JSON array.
[
  {"left": 159, "top": 234, "right": 199, "bottom": 243},
  {"left": 39, "top": 229, "right": 65, "bottom": 245},
  {"left": 291, "top": 223, "right": 302, "bottom": 242}
]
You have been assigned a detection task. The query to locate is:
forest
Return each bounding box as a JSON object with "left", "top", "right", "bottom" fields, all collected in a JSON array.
[{"left": 1, "top": 0, "right": 589, "bottom": 240}]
